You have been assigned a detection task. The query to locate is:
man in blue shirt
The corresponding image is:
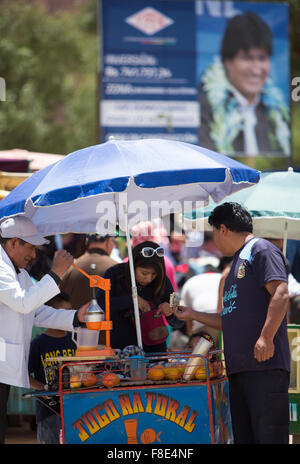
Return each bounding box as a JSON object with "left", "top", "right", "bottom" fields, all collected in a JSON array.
[{"left": 175, "top": 202, "right": 290, "bottom": 444}]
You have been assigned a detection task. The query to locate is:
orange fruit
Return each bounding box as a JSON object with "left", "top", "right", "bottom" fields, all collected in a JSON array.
[
  {"left": 164, "top": 367, "right": 181, "bottom": 381},
  {"left": 194, "top": 365, "right": 214, "bottom": 380},
  {"left": 148, "top": 367, "right": 165, "bottom": 381},
  {"left": 82, "top": 373, "right": 97, "bottom": 387},
  {"left": 174, "top": 364, "right": 185, "bottom": 375},
  {"left": 70, "top": 374, "right": 81, "bottom": 389},
  {"left": 102, "top": 372, "right": 120, "bottom": 388}
]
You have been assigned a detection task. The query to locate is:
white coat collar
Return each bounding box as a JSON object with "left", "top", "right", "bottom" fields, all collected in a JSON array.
[{"left": 0, "top": 245, "right": 20, "bottom": 277}]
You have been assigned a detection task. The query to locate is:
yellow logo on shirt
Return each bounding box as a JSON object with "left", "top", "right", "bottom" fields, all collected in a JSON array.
[{"left": 237, "top": 263, "right": 246, "bottom": 279}]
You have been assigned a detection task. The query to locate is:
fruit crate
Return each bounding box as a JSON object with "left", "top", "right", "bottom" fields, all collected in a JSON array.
[{"left": 53, "top": 349, "right": 226, "bottom": 393}]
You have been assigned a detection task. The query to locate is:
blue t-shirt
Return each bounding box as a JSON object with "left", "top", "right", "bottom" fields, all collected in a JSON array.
[
  {"left": 28, "top": 333, "right": 76, "bottom": 422},
  {"left": 221, "top": 237, "right": 290, "bottom": 376}
]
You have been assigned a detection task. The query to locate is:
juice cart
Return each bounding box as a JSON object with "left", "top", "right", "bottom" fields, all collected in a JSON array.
[
  {"left": 23, "top": 264, "right": 232, "bottom": 444},
  {"left": 23, "top": 351, "right": 232, "bottom": 445}
]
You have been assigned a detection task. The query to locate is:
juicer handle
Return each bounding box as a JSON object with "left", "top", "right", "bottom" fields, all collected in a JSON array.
[
  {"left": 71, "top": 329, "right": 78, "bottom": 346},
  {"left": 72, "top": 263, "right": 111, "bottom": 290}
]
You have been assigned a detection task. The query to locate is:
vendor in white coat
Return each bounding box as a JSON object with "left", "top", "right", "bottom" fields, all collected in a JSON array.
[{"left": 0, "top": 216, "right": 89, "bottom": 443}]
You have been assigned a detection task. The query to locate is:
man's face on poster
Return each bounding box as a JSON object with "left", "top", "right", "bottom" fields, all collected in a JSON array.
[{"left": 224, "top": 48, "right": 271, "bottom": 103}]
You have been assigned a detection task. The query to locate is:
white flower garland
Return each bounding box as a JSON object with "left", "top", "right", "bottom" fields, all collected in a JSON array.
[{"left": 201, "top": 57, "right": 290, "bottom": 156}]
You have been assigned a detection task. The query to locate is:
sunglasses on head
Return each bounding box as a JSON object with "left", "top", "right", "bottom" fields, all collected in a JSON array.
[{"left": 141, "top": 247, "right": 165, "bottom": 258}]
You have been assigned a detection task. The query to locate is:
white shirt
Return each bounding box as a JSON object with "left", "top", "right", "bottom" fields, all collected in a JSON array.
[
  {"left": 288, "top": 273, "right": 300, "bottom": 299},
  {"left": 181, "top": 272, "right": 222, "bottom": 333},
  {"left": 229, "top": 84, "right": 260, "bottom": 156},
  {"left": 0, "top": 246, "right": 76, "bottom": 387}
]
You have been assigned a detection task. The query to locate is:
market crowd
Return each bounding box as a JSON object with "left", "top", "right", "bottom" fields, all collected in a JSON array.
[{"left": 0, "top": 207, "right": 300, "bottom": 444}]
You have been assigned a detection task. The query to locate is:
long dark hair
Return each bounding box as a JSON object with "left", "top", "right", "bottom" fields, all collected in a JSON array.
[{"left": 112, "top": 240, "right": 166, "bottom": 302}]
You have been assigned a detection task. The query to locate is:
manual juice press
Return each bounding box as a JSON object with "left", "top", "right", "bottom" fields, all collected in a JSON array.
[{"left": 71, "top": 262, "right": 114, "bottom": 358}]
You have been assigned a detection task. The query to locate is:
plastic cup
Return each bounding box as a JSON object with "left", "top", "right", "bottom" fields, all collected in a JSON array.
[
  {"left": 72, "top": 327, "right": 99, "bottom": 351},
  {"left": 129, "top": 356, "right": 148, "bottom": 380}
]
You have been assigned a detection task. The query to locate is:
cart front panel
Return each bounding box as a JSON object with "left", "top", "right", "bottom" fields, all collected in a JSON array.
[{"left": 61, "top": 379, "right": 232, "bottom": 444}]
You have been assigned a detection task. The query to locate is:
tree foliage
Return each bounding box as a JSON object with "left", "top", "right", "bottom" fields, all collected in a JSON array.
[{"left": 0, "top": 0, "right": 98, "bottom": 155}]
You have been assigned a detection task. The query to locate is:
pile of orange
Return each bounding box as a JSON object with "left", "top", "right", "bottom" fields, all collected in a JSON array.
[{"left": 147, "top": 364, "right": 185, "bottom": 382}]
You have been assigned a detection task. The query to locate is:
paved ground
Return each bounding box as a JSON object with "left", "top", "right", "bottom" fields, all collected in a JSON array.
[
  {"left": 5, "top": 417, "right": 37, "bottom": 444},
  {"left": 3, "top": 416, "right": 297, "bottom": 444}
]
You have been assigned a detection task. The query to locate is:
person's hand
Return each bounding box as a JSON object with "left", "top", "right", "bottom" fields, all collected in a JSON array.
[
  {"left": 254, "top": 335, "right": 274, "bottom": 362},
  {"left": 174, "top": 305, "right": 194, "bottom": 321},
  {"left": 51, "top": 249, "right": 74, "bottom": 278},
  {"left": 157, "top": 302, "right": 173, "bottom": 317},
  {"left": 137, "top": 296, "right": 151, "bottom": 312},
  {"left": 77, "top": 301, "right": 92, "bottom": 323}
]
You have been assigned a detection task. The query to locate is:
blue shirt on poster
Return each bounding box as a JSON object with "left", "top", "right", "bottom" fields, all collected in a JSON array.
[{"left": 221, "top": 237, "right": 290, "bottom": 376}]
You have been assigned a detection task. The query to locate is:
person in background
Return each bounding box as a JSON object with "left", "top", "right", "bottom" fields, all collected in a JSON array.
[
  {"left": 174, "top": 202, "right": 290, "bottom": 444},
  {"left": 287, "top": 239, "right": 300, "bottom": 283},
  {"left": 0, "top": 216, "right": 88, "bottom": 444},
  {"left": 97, "top": 241, "right": 184, "bottom": 353},
  {"left": 60, "top": 234, "right": 117, "bottom": 346},
  {"left": 129, "top": 221, "right": 177, "bottom": 292},
  {"left": 60, "top": 234, "right": 117, "bottom": 310},
  {"left": 28, "top": 292, "right": 76, "bottom": 444},
  {"left": 186, "top": 331, "right": 215, "bottom": 352},
  {"left": 181, "top": 263, "right": 222, "bottom": 346},
  {"left": 263, "top": 237, "right": 300, "bottom": 324}
]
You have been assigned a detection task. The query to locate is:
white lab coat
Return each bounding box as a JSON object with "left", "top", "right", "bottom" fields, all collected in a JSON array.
[{"left": 0, "top": 246, "right": 76, "bottom": 388}]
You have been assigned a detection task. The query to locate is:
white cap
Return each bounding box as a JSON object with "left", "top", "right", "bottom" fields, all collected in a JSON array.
[{"left": 0, "top": 216, "right": 49, "bottom": 246}]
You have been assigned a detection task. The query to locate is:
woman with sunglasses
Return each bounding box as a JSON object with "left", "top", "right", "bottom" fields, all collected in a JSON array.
[{"left": 96, "top": 241, "right": 184, "bottom": 353}]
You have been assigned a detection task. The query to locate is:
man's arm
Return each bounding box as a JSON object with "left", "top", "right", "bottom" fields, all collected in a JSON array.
[
  {"left": 29, "top": 375, "right": 45, "bottom": 390},
  {"left": 254, "top": 280, "right": 289, "bottom": 362},
  {"left": 174, "top": 305, "right": 222, "bottom": 330},
  {"left": 0, "top": 250, "right": 74, "bottom": 314}
]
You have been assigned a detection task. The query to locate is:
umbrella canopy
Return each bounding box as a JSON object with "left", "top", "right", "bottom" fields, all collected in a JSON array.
[
  {"left": 185, "top": 167, "right": 300, "bottom": 255},
  {"left": 0, "top": 139, "right": 259, "bottom": 236},
  {"left": 0, "top": 139, "right": 259, "bottom": 349}
]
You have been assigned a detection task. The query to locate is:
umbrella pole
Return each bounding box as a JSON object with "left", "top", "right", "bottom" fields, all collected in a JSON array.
[
  {"left": 124, "top": 208, "right": 143, "bottom": 349},
  {"left": 283, "top": 220, "right": 288, "bottom": 257}
]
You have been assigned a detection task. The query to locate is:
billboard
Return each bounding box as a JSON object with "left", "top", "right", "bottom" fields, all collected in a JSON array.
[{"left": 100, "top": 0, "right": 290, "bottom": 158}]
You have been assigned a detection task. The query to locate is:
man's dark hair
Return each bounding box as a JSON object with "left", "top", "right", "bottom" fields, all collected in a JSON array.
[
  {"left": 208, "top": 202, "right": 253, "bottom": 233},
  {"left": 221, "top": 11, "right": 273, "bottom": 62},
  {"left": 0, "top": 237, "right": 10, "bottom": 246},
  {"left": 0, "top": 237, "right": 26, "bottom": 246},
  {"left": 87, "top": 234, "right": 111, "bottom": 245}
]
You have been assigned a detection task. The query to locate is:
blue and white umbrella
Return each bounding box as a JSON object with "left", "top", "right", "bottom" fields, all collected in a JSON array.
[{"left": 0, "top": 139, "right": 259, "bottom": 347}]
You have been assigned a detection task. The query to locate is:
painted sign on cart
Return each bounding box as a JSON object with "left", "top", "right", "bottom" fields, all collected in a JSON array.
[{"left": 61, "top": 381, "right": 232, "bottom": 444}]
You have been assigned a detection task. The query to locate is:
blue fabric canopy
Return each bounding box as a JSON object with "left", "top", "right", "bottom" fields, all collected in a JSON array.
[{"left": 0, "top": 139, "right": 259, "bottom": 235}]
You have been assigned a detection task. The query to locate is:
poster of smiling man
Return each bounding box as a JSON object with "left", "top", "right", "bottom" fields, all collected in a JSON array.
[
  {"left": 197, "top": 1, "right": 290, "bottom": 158},
  {"left": 100, "top": 1, "right": 290, "bottom": 160}
]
